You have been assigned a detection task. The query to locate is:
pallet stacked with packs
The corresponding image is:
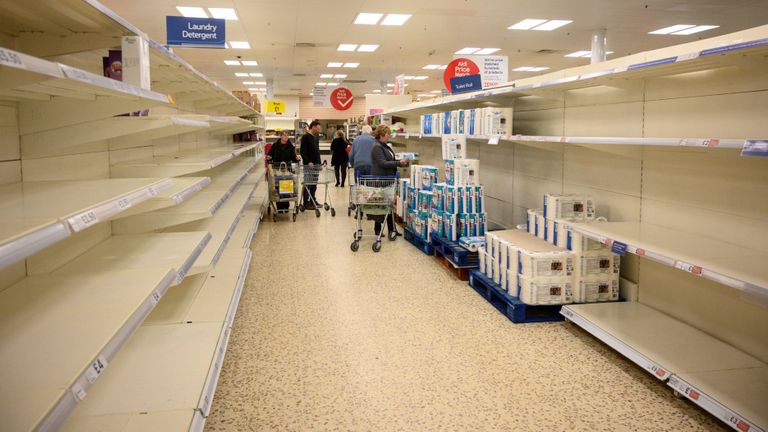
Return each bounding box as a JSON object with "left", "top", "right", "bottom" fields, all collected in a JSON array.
[
  {"left": 405, "top": 165, "right": 438, "bottom": 240},
  {"left": 420, "top": 107, "right": 512, "bottom": 137},
  {"left": 526, "top": 193, "right": 621, "bottom": 303},
  {"left": 431, "top": 161, "right": 487, "bottom": 242}
]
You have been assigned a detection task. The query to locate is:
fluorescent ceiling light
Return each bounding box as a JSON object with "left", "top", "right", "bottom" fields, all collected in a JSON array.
[
  {"left": 309, "top": 93, "right": 314, "bottom": 96},
  {"left": 422, "top": 64, "right": 441, "bottom": 70},
  {"left": 649, "top": 24, "right": 695, "bottom": 35},
  {"left": 430, "top": 90, "right": 442, "bottom": 93},
  {"left": 508, "top": 18, "right": 547, "bottom": 30},
  {"left": 248, "top": 88, "right": 260, "bottom": 91},
  {"left": 249, "top": 72, "right": 263, "bottom": 77},
  {"left": 513, "top": 66, "right": 550, "bottom": 72},
  {"left": 327, "top": 62, "right": 343, "bottom": 67},
  {"left": 208, "top": 7, "right": 238, "bottom": 20},
  {"left": 417, "top": 94, "right": 435, "bottom": 97},
  {"left": 253, "top": 81, "right": 267, "bottom": 85},
  {"left": 413, "top": 76, "right": 428, "bottom": 80},
  {"left": 334, "top": 74, "right": 347, "bottom": 78},
  {"left": 343, "top": 62, "right": 359, "bottom": 68},
  {"left": 671, "top": 25, "right": 719, "bottom": 35},
  {"left": 386, "top": 83, "right": 395, "bottom": 87},
  {"left": 241, "top": 60, "right": 258, "bottom": 66},
  {"left": 528, "top": 67, "right": 550, "bottom": 71},
  {"left": 532, "top": 20, "right": 572, "bottom": 31},
  {"left": 327, "top": 82, "right": 338, "bottom": 86},
  {"left": 354, "top": 12, "right": 383, "bottom": 25},
  {"left": 513, "top": 66, "right": 534, "bottom": 71},
  {"left": 224, "top": 60, "right": 240, "bottom": 66},
  {"left": 455, "top": 47, "right": 481, "bottom": 55},
  {"left": 234, "top": 72, "right": 249, "bottom": 77},
  {"left": 380, "top": 14, "right": 411, "bottom": 26},
  {"left": 475, "top": 48, "right": 500, "bottom": 55},
  {"left": 338, "top": 44, "right": 358, "bottom": 51},
  {"left": 315, "top": 82, "right": 328, "bottom": 86},
  {"left": 357, "top": 44, "right": 379, "bottom": 52},
  {"left": 176, "top": 6, "right": 207, "bottom": 18},
  {"left": 228, "top": 41, "right": 251, "bottom": 49},
  {"left": 320, "top": 73, "right": 334, "bottom": 78},
  {"left": 438, "top": 65, "right": 447, "bottom": 70},
  {"left": 565, "top": 50, "right": 591, "bottom": 57},
  {"left": 403, "top": 75, "right": 415, "bottom": 80},
  {"left": 373, "top": 89, "right": 381, "bottom": 93},
  {"left": 243, "top": 81, "right": 254, "bottom": 85},
  {"left": 387, "top": 90, "right": 392, "bottom": 93}
]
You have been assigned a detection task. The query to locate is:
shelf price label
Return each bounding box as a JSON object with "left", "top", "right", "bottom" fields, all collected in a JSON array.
[
  {"left": 741, "top": 139, "right": 768, "bottom": 157},
  {"left": 610, "top": 241, "right": 628, "bottom": 257},
  {"left": 0, "top": 48, "right": 26, "bottom": 69},
  {"left": 674, "top": 260, "right": 703, "bottom": 276},
  {"left": 71, "top": 383, "right": 87, "bottom": 401},
  {"left": 68, "top": 210, "right": 99, "bottom": 232},
  {"left": 648, "top": 364, "right": 668, "bottom": 378},
  {"left": 84, "top": 355, "right": 109, "bottom": 384},
  {"left": 725, "top": 414, "right": 752, "bottom": 432},
  {"left": 150, "top": 290, "right": 162, "bottom": 304},
  {"left": 116, "top": 197, "right": 131, "bottom": 210}
]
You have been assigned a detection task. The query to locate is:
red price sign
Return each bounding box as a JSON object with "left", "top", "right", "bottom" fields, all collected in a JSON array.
[
  {"left": 330, "top": 87, "right": 354, "bottom": 111},
  {"left": 443, "top": 58, "right": 480, "bottom": 91}
]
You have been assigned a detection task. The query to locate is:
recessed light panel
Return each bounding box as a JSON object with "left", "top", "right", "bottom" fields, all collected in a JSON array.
[
  {"left": 176, "top": 6, "right": 207, "bottom": 18},
  {"left": 354, "top": 12, "right": 383, "bottom": 25},
  {"left": 455, "top": 47, "right": 481, "bottom": 55},
  {"left": 249, "top": 73, "right": 263, "bottom": 77},
  {"left": 380, "top": 14, "right": 411, "bottom": 26},
  {"left": 228, "top": 41, "right": 251, "bottom": 49},
  {"left": 327, "top": 62, "right": 343, "bottom": 68},
  {"left": 208, "top": 8, "right": 238, "bottom": 20},
  {"left": 422, "top": 64, "right": 441, "bottom": 70},
  {"left": 253, "top": 81, "right": 267, "bottom": 85},
  {"left": 338, "top": 44, "right": 358, "bottom": 51},
  {"left": 430, "top": 90, "right": 442, "bottom": 93},
  {"left": 224, "top": 60, "right": 241, "bottom": 66},
  {"left": 508, "top": 18, "right": 547, "bottom": 30},
  {"left": 475, "top": 48, "right": 500, "bottom": 55},
  {"left": 327, "top": 82, "right": 338, "bottom": 86},
  {"left": 357, "top": 44, "right": 379, "bottom": 52},
  {"left": 234, "top": 72, "right": 249, "bottom": 77},
  {"left": 373, "top": 89, "right": 382, "bottom": 93},
  {"left": 532, "top": 20, "right": 572, "bottom": 31},
  {"left": 243, "top": 81, "right": 254, "bottom": 85},
  {"left": 315, "top": 82, "right": 328, "bottom": 86},
  {"left": 334, "top": 74, "right": 347, "bottom": 78},
  {"left": 241, "top": 60, "right": 258, "bottom": 66},
  {"left": 320, "top": 74, "right": 334, "bottom": 78},
  {"left": 649, "top": 24, "right": 696, "bottom": 34},
  {"left": 343, "top": 63, "right": 359, "bottom": 68},
  {"left": 413, "top": 76, "right": 428, "bottom": 80}
]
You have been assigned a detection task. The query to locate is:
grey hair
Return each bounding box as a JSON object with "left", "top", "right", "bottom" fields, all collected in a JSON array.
[{"left": 362, "top": 125, "right": 373, "bottom": 134}]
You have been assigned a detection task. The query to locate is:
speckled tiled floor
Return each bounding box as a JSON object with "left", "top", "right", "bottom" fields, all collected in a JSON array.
[{"left": 205, "top": 186, "right": 727, "bottom": 432}]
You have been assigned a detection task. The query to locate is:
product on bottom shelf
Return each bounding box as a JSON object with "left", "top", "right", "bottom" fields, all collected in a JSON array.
[
  {"left": 519, "top": 276, "right": 574, "bottom": 304},
  {"left": 543, "top": 193, "right": 595, "bottom": 221},
  {"left": 574, "top": 276, "right": 620, "bottom": 303}
]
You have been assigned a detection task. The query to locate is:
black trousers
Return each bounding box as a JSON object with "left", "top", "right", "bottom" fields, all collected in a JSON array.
[
  {"left": 374, "top": 213, "right": 395, "bottom": 235},
  {"left": 303, "top": 184, "right": 317, "bottom": 204},
  {"left": 334, "top": 165, "right": 347, "bottom": 185}
]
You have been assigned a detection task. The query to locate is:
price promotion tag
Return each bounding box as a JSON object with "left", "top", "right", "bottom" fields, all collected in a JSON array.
[
  {"left": 610, "top": 240, "right": 628, "bottom": 257},
  {"left": 84, "top": 355, "right": 109, "bottom": 384},
  {"left": 674, "top": 260, "right": 703, "bottom": 276},
  {"left": 488, "top": 135, "right": 500, "bottom": 145},
  {"left": 68, "top": 210, "right": 99, "bottom": 232},
  {"left": 0, "top": 47, "right": 26, "bottom": 69},
  {"left": 648, "top": 364, "right": 668, "bottom": 378}
]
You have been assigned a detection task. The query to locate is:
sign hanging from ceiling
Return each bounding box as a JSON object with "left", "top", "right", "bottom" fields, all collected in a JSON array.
[
  {"left": 166, "top": 16, "right": 226, "bottom": 48},
  {"left": 330, "top": 87, "right": 354, "bottom": 111},
  {"left": 444, "top": 55, "right": 508, "bottom": 93},
  {"left": 266, "top": 100, "right": 286, "bottom": 115},
  {"left": 444, "top": 58, "right": 481, "bottom": 94}
]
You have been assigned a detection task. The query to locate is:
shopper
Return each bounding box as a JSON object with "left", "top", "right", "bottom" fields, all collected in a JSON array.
[
  {"left": 300, "top": 120, "right": 322, "bottom": 208},
  {"left": 330, "top": 130, "right": 350, "bottom": 187},
  {"left": 267, "top": 131, "right": 300, "bottom": 210},
  {"left": 349, "top": 125, "right": 375, "bottom": 177},
  {"left": 370, "top": 125, "right": 408, "bottom": 237}
]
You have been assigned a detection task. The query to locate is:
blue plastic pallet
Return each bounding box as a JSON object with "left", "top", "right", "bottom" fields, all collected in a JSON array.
[
  {"left": 404, "top": 228, "right": 434, "bottom": 255},
  {"left": 468, "top": 269, "right": 564, "bottom": 324},
  {"left": 431, "top": 236, "right": 479, "bottom": 268}
]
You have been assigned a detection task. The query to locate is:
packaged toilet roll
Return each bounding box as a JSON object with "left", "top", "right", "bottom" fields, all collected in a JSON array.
[
  {"left": 527, "top": 209, "right": 538, "bottom": 235},
  {"left": 485, "top": 231, "right": 495, "bottom": 261},
  {"left": 519, "top": 276, "right": 574, "bottom": 305},
  {"left": 543, "top": 193, "right": 595, "bottom": 221},
  {"left": 444, "top": 213, "right": 457, "bottom": 241},
  {"left": 507, "top": 269, "right": 520, "bottom": 296},
  {"left": 445, "top": 185, "right": 463, "bottom": 214},
  {"left": 520, "top": 251, "right": 575, "bottom": 278},
  {"left": 566, "top": 229, "right": 608, "bottom": 252},
  {"left": 431, "top": 183, "right": 445, "bottom": 212},
  {"left": 575, "top": 276, "right": 620, "bottom": 303},
  {"left": 479, "top": 246, "right": 487, "bottom": 275},
  {"left": 430, "top": 210, "right": 443, "bottom": 239},
  {"left": 477, "top": 212, "right": 487, "bottom": 236},
  {"left": 492, "top": 256, "right": 501, "bottom": 285},
  {"left": 536, "top": 213, "right": 546, "bottom": 239},
  {"left": 410, "top": 165, "right": 438, "bottom": 191},
  {"left": 459, "top": 236, "right": 485, "bottom": 252},
  {"left": 458, "top": 213, "right": 470, "bottom": 238},
  {"left": 417, "top": 190, "right": 433, "bottom": 214},
  {"left": 576, "top": 251, "right": 620, "bottom": 278},
  {"left": 445, "top": 159, "right": 480, "bottom": 186}
]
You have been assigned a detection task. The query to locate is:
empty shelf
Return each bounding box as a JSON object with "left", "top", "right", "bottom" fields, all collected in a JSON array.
[
  {"left": 0, "top": 268, "right": 178, "bottom": 432},
  {"left": 60, "top": 249, "right": 252, "bottom": 432},
  {"left": 569, "top": 222, "right": 768, "bottom": 298},
  {"left": 111, "top": 146, "right": 256, "bottom": 178},
  {"left": 0, "top": 178, "right": 173, "bottom": 271},
  {"left": 163, "top": 183, "right": 255, "bottom": 275},
  {"left": 112, "top": 177, "right": 211, "bottom": 219}
]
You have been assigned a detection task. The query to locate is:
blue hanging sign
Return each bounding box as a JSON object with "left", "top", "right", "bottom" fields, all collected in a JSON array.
[
  {"left": 449, "top": 74, "right": 482, "bottom": 94},
  {"left": 166, "top": 16, "right": 226, "bottom": 48}
]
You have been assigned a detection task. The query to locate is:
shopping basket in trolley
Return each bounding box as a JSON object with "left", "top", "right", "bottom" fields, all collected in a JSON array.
[
  {"left": 299, "top": 161, "right": 335, "bottom": 217},
  {"left": 267, "top": 162, "right": 300, "bottom": 222},
  {"left": 349, "top": 175, "right": 397, "bottom": 252}
]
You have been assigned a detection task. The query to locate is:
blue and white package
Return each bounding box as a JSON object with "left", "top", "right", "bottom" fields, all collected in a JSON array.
[
  {"left": 444, "top": 213, "right": 457, "bottom": 241},
  {"left": 468, "top": 213, "right": 479, "bottom": 236},
  {"left": 408, "top": 186, "right": 418, "bottom": 211},
  {"left": 458, "top": 213, "right": 470, "bottom": 238},
  {"left": 475, "top": 186, "right": 484, "bottom": 213},
  {"left": 459, "top": 236, "right": 485, "bottom": 252},
  {"left": 477, "top": 213, "right": 487, "bottom": 236},
  {"left": 445, "top": 185, "right": 463, "bottom": 214},
  {"left": 417, "top": 190, "right": 433, "bottom": 214},
  {"left": 420, "top": 166, "right": 437, "bottom": 190},
  {"left": 432, "top": 183, "right": 445, "bottom": 212},
  {"left": 443, "top": 111, "right": 451, "bottom": 134},
  {"left": 458, "top": 110, "right": 465, "bottom": 135},
  {"left": 431, "top": 210, "right": 444, "bottom": 238},
  {"left": 444, "top": 159, "right": 456, "bottom": 186},
  {"left": 469, "top": 109, "right": 476, "bottom": 135}
]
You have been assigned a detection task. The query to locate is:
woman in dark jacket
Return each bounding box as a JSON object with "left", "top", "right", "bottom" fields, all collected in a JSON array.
[
  {"left": 267, "top": 131, "right": 300, "bottom": 210},
  {"left": 330, "top": 130, "right": 350, "bottom": 186},
  {"left": 370, "top": 125, "right": 409, "bottom": 236}
]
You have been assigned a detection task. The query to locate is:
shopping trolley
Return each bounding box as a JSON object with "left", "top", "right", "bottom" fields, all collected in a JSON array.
[
  {"left": 350, "top": 175, "right": 398, "bottom": 253},
  {"left": 267, "top": 162, "right": 300, "bottom": 222},
  {"left": 299, "top": 161, "right": 336, "bottom": 217}
]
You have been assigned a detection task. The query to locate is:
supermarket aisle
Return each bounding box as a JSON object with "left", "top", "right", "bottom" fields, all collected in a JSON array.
[{"left": 206, "top": 186, "right": 726, "bottom": 432}]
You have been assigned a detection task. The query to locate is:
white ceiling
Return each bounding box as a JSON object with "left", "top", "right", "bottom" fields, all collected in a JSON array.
[{"left": 98, "top": 0, "right": 768, "bottom": 99}]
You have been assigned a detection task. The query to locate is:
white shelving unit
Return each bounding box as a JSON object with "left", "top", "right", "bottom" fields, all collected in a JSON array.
[
  {"left": 114, "top": 177, "right": 212, "bottom": 218},
  {"left": 567, "top": 222, "right": 768, "bottom": 299},
  {"left": 111, "top": 144, "right": 258, "bottom": 178},
  {"left": 0, "top": 178, "right": 173, "bottom": 271},
  {"left": 561, "top": 303, "right": 767, "bottom": 432}
]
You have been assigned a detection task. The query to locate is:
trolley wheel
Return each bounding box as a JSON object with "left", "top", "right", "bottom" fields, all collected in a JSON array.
[
  {"left": 347, "top": 208, "right": 351, "bottom": 216},
  {"left": 388, "top": 231, "right": 397, "bottom": 241},
  {"left": 324, "top": 204, "right": 330, "bottom": 211},
  {"left": 272, "top": 214, "right": 277, "bottom": 222},
  {"left": 299, "top": 204, "right": 305, "bottom": 212},
  {"left": 350, "top": 241, "right": 359, "bottom": 252},
  {"left": 372, "top": 241, "right": 382, "bottom": 253},
  {"left": 292, "top": 213, "right": 296, "bottom": 222},
  {"left": 315, "top": 209, "right": 321, "bottom": 218}
]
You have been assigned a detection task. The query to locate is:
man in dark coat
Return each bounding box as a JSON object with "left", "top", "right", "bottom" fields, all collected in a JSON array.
[{"left": 300, "top": 120, "right": 322, "bottom": 208}]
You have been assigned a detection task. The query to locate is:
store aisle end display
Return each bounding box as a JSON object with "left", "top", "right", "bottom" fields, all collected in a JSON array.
[{"left": 0, "top": 2, "right": 268, "bottom": 431}]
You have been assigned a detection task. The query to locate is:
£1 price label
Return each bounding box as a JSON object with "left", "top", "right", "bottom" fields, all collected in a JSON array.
[{"left": 84, "top": 355, "right": 108, "bottom": 384}]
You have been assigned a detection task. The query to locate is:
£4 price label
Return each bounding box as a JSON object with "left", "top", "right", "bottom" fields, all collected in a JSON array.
[{"left": 84, "top": 355, "right": 108, "bottom": 384}]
